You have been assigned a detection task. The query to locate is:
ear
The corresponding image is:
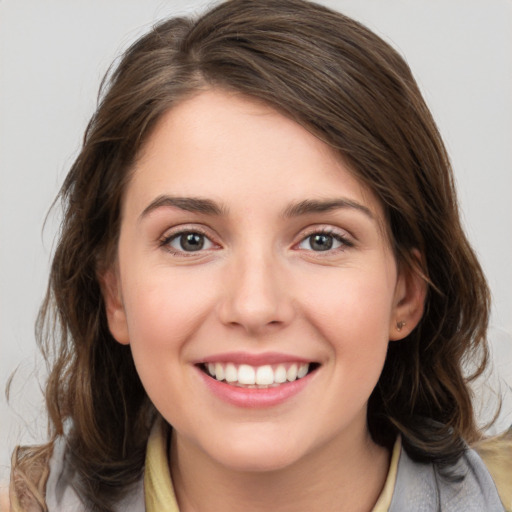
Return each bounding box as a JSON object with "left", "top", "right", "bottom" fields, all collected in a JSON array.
[
  {"left": 99, "top": 266, "right": 130, "bottom": 345},
  {"left": 389, "top": 250, "right": 427, "bottom": 341}
]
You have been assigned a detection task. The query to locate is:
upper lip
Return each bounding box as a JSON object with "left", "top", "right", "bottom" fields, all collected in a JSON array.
[{"left": 194, "top": 352, "right": 315, "bottom": 366}]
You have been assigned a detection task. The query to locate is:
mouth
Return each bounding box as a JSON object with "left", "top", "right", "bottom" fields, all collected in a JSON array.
[{"left": 198, "top": 361, "right": 320, "bottom": 389}]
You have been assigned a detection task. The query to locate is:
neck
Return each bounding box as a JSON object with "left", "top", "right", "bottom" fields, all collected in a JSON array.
[{"left": 170, "top": 428, "right": 390, "bottom": 512}]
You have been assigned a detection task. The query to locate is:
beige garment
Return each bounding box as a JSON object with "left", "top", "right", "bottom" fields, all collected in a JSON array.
[
  {"left": 474, "top": 428, "right": 512, "bottom": 512},
  {"left": 144, "top": 420, "right": 179, "bottom": 512}
]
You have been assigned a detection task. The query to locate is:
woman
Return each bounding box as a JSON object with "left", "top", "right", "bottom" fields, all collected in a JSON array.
[{"left": 10, "top": 0, "right": 506, "bottom": 510}]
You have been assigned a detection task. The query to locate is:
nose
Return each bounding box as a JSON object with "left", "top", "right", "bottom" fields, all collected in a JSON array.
[{"left": 217, "top": 250, "right": 295, "bottom": 335}]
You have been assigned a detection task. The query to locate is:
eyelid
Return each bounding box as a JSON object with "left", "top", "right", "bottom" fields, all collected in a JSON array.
[{"left": 297, "top": 224, "right": 352, "bottom": 240}]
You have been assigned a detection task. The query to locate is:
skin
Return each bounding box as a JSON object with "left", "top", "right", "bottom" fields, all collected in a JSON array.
[{"left": 103, "top": 89, "right": 425, "bottom": 511}]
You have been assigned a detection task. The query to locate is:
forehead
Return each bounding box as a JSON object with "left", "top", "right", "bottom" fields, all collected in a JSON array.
[{"left": 126, "top": 89, "right": 388, "bottom": 232}]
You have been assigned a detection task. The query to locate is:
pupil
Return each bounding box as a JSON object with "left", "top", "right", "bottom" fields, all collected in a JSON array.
[
  {"left": 181, "top": 233, "right": 204, "bottom": 251},
  {"left": 311, "top": 234, "right": 332, "bottom": 251}
]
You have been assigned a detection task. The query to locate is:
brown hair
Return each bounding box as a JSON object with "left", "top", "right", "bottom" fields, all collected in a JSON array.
[{"left": 11, "top": 0, "right": 490, "bottom": 509}]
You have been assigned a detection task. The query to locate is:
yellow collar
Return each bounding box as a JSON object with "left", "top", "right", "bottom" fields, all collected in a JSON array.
[
  {"left": 144, "top": 419, "right": 179, "bottom": 512},
  {"left": 371, "top": 436, "right": 401, "bottom": 512}
]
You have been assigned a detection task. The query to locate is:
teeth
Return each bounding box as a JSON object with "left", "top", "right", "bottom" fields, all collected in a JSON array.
[
  {"left": 256, "top": 365, "right": 274, "bottom": 385},
  {"left": 287, "top": 364, "right": 298, "bottom": 381},
  {"left": 297, "top": 364, "right": 308, "bottom": 379},
  {"left": 225, "top": 363, "right": 237, "bottom": 383},
  {"left": 238, "top": 364, "right": 256, "bottom": 385},
  {"left": 204, "top": 362, "right": 311, "bottom": 387},
  {"left": 215, "top": 363, "right": 225, "bottom": 381},
  {"left": 274, "top": 365, "right": 287, "bottom": 383}
]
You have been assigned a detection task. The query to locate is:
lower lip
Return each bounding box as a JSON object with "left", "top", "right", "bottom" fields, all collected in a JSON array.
[{"left": 196, "top": 367, "right": 315, "bottom": 409}]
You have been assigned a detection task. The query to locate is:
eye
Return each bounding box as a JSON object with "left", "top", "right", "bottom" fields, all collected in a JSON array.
[
  {"left": 297, "top": 231, "right": 350, "bottom": 252},
  {"left": 166, "top": 232, "right": 214, "bottom": 253}
]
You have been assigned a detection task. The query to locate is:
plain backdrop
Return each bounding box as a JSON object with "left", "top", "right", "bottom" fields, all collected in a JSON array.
[{"left": 1, "top": 0, "right": 511, "bottom": 485}]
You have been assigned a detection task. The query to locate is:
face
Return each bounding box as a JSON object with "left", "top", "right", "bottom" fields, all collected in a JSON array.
[{"left": 103, "top": 89, "right": 424, "bottom": 473}]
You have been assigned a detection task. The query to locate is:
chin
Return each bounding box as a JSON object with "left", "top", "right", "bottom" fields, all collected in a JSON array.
[
  {"left": 205, "top": 435, "right": 305, "bottom": 474},
  {"left": 218, "top": 450, "right": 300, "bottom": 474}
]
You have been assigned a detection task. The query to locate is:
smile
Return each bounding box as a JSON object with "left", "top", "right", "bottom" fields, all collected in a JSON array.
[
  {"left": 195, "top": 353, "right": 320, "bottom": 408},
  {"left": 202, "top": 362, "right": 313, "bottom": 388}
]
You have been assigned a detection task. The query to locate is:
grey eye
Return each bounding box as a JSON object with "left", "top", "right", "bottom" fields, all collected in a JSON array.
[{"left": 298, "top": 233, "right": 343, "bottom": 251}]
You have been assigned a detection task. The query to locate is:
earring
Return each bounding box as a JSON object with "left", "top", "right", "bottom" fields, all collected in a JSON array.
[{"left": 396, "top": 320, "right": 406, "bottom": 332}]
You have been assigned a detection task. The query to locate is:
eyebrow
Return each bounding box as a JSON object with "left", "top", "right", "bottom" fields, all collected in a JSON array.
[
  {"left": 139, "top": 195, "right": 373, "bottom": 222},
  {"left": 139, "top": 195, "right": 227, "bottom": 221},
  {"left": 282, "top": 198, "right": 374, "bottom": 219}
]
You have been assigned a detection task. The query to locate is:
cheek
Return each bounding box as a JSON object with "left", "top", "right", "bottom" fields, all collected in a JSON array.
[
  {"left": 121, "top": 267, "right": 216, "bottom": 356},
  {"left": 303, "top": 268, "right": 396, "bottom": 340},
  {"left": 119, "top": 270, "right": 217, "bottom": 421},
  {"left": 300, "top": 267, "right": 395, "bottom": 391}
]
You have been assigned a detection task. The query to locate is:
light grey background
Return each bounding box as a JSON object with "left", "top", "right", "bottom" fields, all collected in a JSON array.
[{"left": 1, "top": 0, "right": 511, "bottom": 485}]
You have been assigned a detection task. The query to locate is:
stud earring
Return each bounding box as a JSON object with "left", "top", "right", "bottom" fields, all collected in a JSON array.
[{"left": 396, "top": 320, "right": 406, "bottom": 332}]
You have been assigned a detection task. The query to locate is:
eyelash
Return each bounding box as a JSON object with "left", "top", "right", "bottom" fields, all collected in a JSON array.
[{"left": 158, "top": 227, "right": 353, "bottom": 256}]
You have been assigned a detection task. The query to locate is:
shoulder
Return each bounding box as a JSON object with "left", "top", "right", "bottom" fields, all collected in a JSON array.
[
  {"left": 44, "top": 437, "right": 145, "bottom": 512},
  {"left": 44, "top": 436, "right": 81, "bottom": 511},
  {"left": 474, "top": 428, "right": 512, "bottom": 511},
  {"left": 10, "top": 438, "right": 84, "bottom": 512},
  {"left": 389, "top": 444, "right": 506, "bottom": 511},
  {"left": 10, "top": 443, "right": 52, "bottom": 512}
]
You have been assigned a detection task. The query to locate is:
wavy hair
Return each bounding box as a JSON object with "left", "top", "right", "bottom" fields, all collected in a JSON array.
[{"left": 11, "top": 0, "right": 490, "bottom": 510}]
